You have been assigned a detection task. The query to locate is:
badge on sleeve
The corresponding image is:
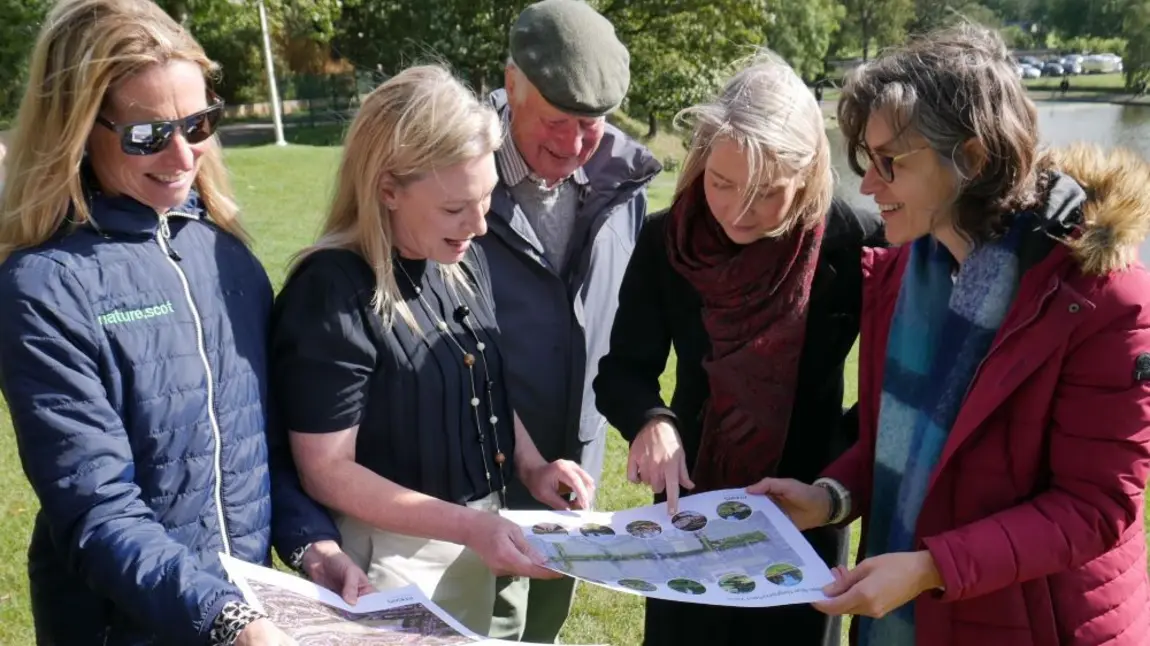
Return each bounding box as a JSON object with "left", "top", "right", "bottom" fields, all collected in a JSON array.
[{"left": 1134, "top": 353, "right": 1150, "bottom": 382}]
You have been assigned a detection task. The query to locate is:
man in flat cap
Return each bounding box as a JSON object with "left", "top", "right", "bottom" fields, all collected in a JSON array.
[{"left": 477, "top": 0, "right": 661, "bottom": 641}]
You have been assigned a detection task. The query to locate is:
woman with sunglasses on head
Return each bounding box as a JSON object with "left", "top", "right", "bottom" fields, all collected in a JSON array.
[
  {"left": 592, "top": 52, "right": 884, "bottom": 646},
  {"left": 0, "top": 1, "right": 371, "bottom": 645},
  {"left": 751, "top": 23, "right": 1150, "bottom": 646}
]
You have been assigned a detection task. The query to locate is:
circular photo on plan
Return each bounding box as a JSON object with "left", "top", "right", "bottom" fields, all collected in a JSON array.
[
  {"left": 531, "top": 523, "right": 568, "bottom": 536},
  {"left": 625, "top": 520, "right": 663, "bottom": 538},
  {"left": 716, "top": 501, "right": 752, "bottom": 521},
  {"left": 671, "top": 511, "right": 708, "bottom": 532},
  {"left": 718, "top": 573, "right": 757, "bottom": 594},
  {"left": 579, "top": 523, "right": 616, "bottom": 537},
  {"left": 765, "top": 563, "right": 804, "bottom": 587},
  {"left": 617, "top": 578, "right": 658, "bottom": 593},
  {"left": 667, "top": 578, "right": 706, "bottom": 595}
]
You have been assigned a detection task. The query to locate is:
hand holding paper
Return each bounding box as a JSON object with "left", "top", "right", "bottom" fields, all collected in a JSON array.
[
  {"left": 814, "top": 550, "right": 943, "bottom": 618},
  {"left": 745, "top": 477, "right": 832, "bottom": 531}
]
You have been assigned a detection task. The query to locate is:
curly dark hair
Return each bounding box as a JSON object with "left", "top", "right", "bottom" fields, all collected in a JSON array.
[{"left": 837, "top": 22, "right": 1048, "bottom": 243}]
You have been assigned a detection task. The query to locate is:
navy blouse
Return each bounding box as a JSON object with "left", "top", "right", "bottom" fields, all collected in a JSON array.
[{"left": 270, "top": 246, "right": 515, "bottom": 505}]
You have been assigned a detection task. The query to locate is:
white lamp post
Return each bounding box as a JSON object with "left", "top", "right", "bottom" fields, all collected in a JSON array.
[{"left": 257, "top": 0, "right": 287, "bottom": 146}]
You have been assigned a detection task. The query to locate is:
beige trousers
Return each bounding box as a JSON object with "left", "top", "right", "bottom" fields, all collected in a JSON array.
[{"left": 335, "top": 493, "right": 500, "bottom": 636}]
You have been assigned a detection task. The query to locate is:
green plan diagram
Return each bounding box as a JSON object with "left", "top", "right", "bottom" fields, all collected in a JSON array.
[
  {"left": 505, "top": 490, "right": 837, "bottom": 607},
  {"left": 526, "top": 510, "right": 804, "bottom": 587}
]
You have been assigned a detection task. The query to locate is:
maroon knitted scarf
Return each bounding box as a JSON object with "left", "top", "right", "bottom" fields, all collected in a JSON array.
[{"left": 665, "top": 178, "right": 824, "bottom": 491}]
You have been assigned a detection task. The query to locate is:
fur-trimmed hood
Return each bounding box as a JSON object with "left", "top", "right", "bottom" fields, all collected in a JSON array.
[{"left": 1045, "top": 144, "right": 1150, "bottom": 276}]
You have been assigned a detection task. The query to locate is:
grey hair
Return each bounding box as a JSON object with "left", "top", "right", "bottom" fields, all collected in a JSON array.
[
  {"left": 505, "top": 56, "right": 529, "bottom": 104},
  {"left": 672, "top": 49, "right": 833, "bottom": 236},
  {"left": 838, "top": 22, "right": 1047, "bottom": 243}
]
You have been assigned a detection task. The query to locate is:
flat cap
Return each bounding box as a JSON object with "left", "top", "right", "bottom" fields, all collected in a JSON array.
[{"left": 509, "top": 0, "right": 630, "bottom": 117}]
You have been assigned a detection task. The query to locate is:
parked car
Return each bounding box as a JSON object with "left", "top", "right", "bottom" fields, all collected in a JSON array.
[
  {"left": 1042, "top": 62, "right": 1065, "bottom": 76},
  {"left": 1081, "top": 54, "right": 1122, "bottom": 74}
]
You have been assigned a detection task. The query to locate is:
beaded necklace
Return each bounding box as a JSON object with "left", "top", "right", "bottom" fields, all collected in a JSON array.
[{"left": 396, "top": 260, "right": 507, "bottom": 508}]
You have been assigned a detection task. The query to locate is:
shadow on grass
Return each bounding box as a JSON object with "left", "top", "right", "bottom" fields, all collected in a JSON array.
[{"left": 219, "top": 122, "right": 350, "bottom": 149}]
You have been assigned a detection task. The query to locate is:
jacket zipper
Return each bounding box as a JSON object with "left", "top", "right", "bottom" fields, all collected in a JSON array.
[
  {"left": 156, "top": 213, "right": 232, "bottom": 556},
  {"left": 961, "top": 277, "right": 1061, "bottom": 404}
]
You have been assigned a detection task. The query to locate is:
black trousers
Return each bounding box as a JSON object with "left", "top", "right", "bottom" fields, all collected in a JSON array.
[{"left": 642, "top": 525, "right": 849, "bottom": 646}]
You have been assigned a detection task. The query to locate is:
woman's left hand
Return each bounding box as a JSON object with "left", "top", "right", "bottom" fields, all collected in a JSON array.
[
  {"left": 523, "top": 460, "right": 596, "bottom": 511},
  {"left": 812, "top": 550, "right": 944, "bottom": 618},
  {"left": 301, "top": 540, "right": 375, "bottom": 604}
]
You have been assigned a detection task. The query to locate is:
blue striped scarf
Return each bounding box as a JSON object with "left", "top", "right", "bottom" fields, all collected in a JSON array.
[{"left": 858, "top": 225, "right": 1024, "bottom": 646}]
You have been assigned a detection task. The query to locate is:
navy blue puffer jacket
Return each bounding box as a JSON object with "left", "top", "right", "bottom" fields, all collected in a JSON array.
[{"left": 0, "top": 190, "right": 339, "bottom": 645}]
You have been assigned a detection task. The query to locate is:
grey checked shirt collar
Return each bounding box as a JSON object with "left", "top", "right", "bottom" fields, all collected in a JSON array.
[{"left": 497, "top": 107, "right": 589, "bottom": 188}]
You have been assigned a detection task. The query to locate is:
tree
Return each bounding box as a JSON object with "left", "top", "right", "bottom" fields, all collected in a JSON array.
[
  {"left": 983, "top": 0, "right": 1041, "bottom": 21},
  {"left": 910, "top": 0, "right": 954, "bottom": 33},
  {"left": 1123, "top": 0, "right": 1150, "bottom": 88},
  {"left": 0, "top": 0, "right": 50, "bottom": 123},
  {"left": 1001, "top": 24, "right": 1039, "bottom": 49},
  {"left": 335, "top": 1, "right": 531, "bottom": 97},
  {"left": 951, "top": 2, "right": 1002, "bottom": 27},
  {"left": 593, "top": 0, "right": 791, "bottom": 133},
  {"left": 601, "top": 0, "right": 841, "bottom": 133},
  {"left": 155, "top": 0, "right": 344, "bottom": 103},
  {"left": 839, "top": 0, "right": 915, "bottom": 59},
  {"left": 763, "top": 0, "right": 845, "bottom": 81},
  {"left": 1043, "top": 0, "right": 1125, "bottom": 39},
  {"left": 596, "top": 0, "right": 774, "bottom": 135}
]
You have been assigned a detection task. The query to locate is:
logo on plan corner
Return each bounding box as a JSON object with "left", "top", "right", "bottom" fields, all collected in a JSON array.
[{"left": 97, "top": 301, "right": 175, "bottom": 326}]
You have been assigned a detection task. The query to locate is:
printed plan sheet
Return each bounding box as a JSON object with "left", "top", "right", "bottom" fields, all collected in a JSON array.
[
  {"left": 220, "top": 554, "right": 599, "bottom": 645},
  {"left": 501, "top": 488, "right": 835, "bottom": 607}
]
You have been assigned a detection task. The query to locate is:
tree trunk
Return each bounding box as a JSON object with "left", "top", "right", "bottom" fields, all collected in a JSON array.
[{"left": 647, "top": 112, "right": 658, "bottom": 138}]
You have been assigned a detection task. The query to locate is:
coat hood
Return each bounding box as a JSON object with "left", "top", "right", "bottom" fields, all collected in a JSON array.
[{"left": 1046, "top": 143, "right": 1150, "bottom": 276}]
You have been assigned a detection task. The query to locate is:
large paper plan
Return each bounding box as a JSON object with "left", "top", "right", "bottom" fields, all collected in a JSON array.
[
  {"left": 220, "top": 554, "right": 600, "bottom": 645},
  {"left": 501, "top": 488, "right": 834, "bottom": 608}
]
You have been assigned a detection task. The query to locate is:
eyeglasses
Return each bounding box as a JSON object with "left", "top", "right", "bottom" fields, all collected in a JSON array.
[
  {"left": 96, "top": 98, "right": 225, "bottom": 156},
  {"left": 864, "top": 146, "right": 928, "bottom": 183}
]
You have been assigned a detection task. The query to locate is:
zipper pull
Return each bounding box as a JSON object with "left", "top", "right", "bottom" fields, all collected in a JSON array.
[{"left": 157, "top": 214, "right": 182, "bottom": 261}]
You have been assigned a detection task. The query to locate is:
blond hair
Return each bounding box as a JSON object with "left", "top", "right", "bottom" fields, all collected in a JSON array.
[
  {"left": 674, "top": 50, "right": 832, "bottom": 237},
  {"left": 0, "top": 0, "right": 245, "bottom": 264},
  {"left": 294, "top": 65, "right": 501, "bottom": 329}
]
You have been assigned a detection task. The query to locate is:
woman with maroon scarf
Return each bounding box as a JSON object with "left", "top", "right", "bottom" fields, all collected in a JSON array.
[{"left": 593, "top": 53, "right": 884, "bottom": 646}]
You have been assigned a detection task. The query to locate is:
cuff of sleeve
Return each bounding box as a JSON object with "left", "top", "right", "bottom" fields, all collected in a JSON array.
[
  {"left": 276, "top": 529, "right": 341, "bottom": 566},
  {"left": 921, "top": 534, "right": 962, "bottom": 602},
  {"left": 619, "top": 407, "right": 679, "bottom": 444},
  {"left": 209, "top": 601, "right": 268, "bottom": 646}
]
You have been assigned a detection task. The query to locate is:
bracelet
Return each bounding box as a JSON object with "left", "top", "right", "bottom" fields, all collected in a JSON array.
[
  {"left": 816, "top": 481, "right": 840, "bottom": 524},
  {"left": 209, "top": 601, "right": 268, "bottom": 646},
  {"left": 288, "top": 542, "right": 313, "bottom": 575},
  {"left": 812, "top": 477, "right": 852, "bottom": 525}
]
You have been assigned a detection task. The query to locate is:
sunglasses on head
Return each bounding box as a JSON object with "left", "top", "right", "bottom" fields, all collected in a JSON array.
[
  {"left": 863, "top": 145, "right": 928, "bottom": 183},
  {"left": 96, "top": 97, "right": 225, "bottom": 156}
]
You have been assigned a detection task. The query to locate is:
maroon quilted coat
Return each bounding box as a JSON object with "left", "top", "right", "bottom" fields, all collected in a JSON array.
[{"left": 823, "top": 145, "right": 1150, "bottom": 645}]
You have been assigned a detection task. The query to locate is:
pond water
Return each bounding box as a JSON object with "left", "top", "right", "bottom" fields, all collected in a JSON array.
[{"left": 827, "top": 102, "right": 1150, "bottom": 263}]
